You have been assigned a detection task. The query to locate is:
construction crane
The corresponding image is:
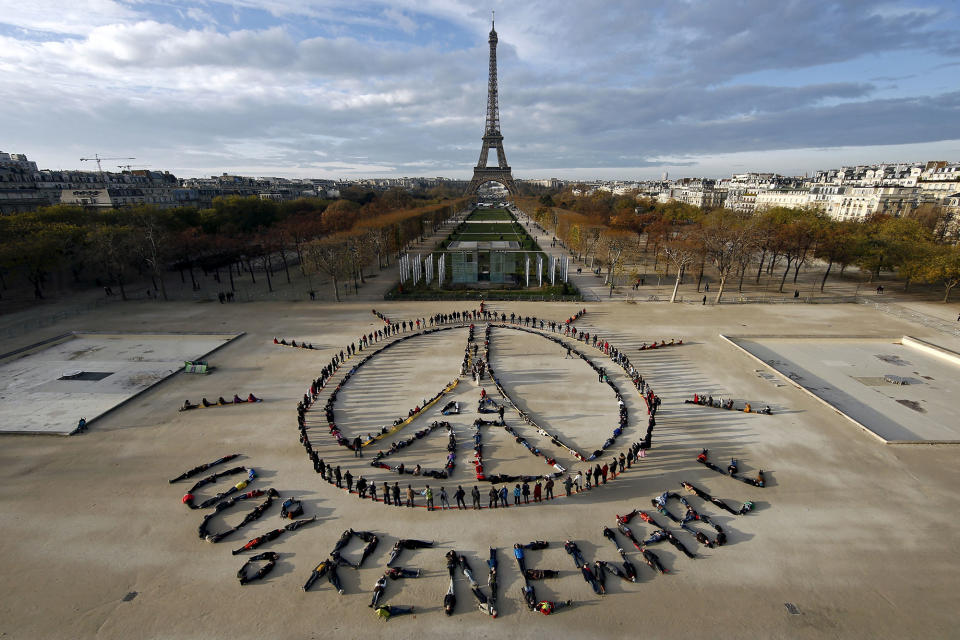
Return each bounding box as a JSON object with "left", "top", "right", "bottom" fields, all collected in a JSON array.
[{"left": 80, "top": 154, "right": 135, "bottom": 179}]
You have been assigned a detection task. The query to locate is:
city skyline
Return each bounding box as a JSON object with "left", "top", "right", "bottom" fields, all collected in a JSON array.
[{"left": 1, "top": 1, "right": 960, "bottom": 180}]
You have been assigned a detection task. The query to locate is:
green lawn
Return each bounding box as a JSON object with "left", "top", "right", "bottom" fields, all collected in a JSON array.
[{"left": 466, "top": 209, "right": 514, "bottom": 221}]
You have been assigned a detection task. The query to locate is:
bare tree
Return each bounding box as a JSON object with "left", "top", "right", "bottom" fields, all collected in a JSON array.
[
  {"left": 661, "top": 228, "right": 700, "bottom": 303},
  {"left": 304, "top": 234, "right": 352, "bottom": 302}
]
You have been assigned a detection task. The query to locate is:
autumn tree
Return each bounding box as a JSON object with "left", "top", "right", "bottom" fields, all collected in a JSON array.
[
  {"left": 911, "top": 244, "right": 960, "bottom": 302},
  {"left": 813, "top": 219, "right": 861, "bottom": 291},
  {"left": 700, "top": 209, "right": 756, "bottom": 303}
]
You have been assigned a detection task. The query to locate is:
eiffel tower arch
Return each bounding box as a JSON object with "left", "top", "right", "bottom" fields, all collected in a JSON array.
[{"left": 466, "top": 15, "right": 519, "bottom": 197}]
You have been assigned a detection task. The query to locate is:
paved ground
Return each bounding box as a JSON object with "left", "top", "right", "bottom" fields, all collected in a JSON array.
[
  {"left": 0, "top": 332, "right": 238, "bottom": 434},
  {"left": 1, "top": 300, "right": 959, "bottom": 640},
  {"left": 730, "top": 336, "right": 960, "bottom": 442}
]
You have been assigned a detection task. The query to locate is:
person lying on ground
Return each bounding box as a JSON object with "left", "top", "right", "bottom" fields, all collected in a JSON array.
[
  {"left": 385, "top": 567, "right": 421, "bottom": 579},
  {"left": 169, "top": 453, "right": 241, "bottom": 483},
  {"left": 302, "top": 558, "right": 332, "bottom": 591},
  {"left": 521, "top": 584, "right": 537, "bottom": 611},
  {"left": 580, "top": 563, "right": 604, "bottom": 595},
  {"left": 564, "top": 540, "right": 586, "bottom": 568},
  {"left": 593, "top": 561, "right": 607, "bottom": 592},
  {"left": 665, "top": 531, "right": 696, "bottom": 558},
  {"left": 643, "top": 529, "right": 667, "bottom": 546},
  {"left": 375, "top": 605, "right": 414, "bottom": 620},
  {"left": 524, "top": 569, "right": 559, "bottom": 580},
  {"left": 617, "top": 523, "right": 643, "bottom": 550},
  {"left": 602, "top": 527, "right": 623, "bottom": 554},
  {"left": 444, "top": 577, "right": 456, "bottom": 615},
  {"left": 329, "top": 550, "right": 357, "bottom": 570},
  {"left": 231, "top": 517, "right": 316, "bottom": 554},
  {"left": 640, "top": 547, "right": 668, "bottom": 574},
  {"left": 459, "top": 555, "right": 479, "bottom": 587},
  {"left": 237, "top": 551, "right": 279, "bottom": 585},
  {"left": 332, "top": 529, "right": 353, "bottom": 554},
  {"left": 359, "top": 536, "right": 379, "bottom": 567},
  {"left": 621, "top": 558, "right": 638, "bottom": 582},
  {"left": 369, "top": 575, "right": 387, "bottom": 608},
  {"left": 534, "top": 599, "right": 573, "bottom": 615}
]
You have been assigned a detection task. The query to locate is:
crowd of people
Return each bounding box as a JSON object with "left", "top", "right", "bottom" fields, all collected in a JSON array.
[
  {"left": 290, "top": 305, "right": 673, "bottom": 513},
  {"left": 686, "top": 394, "right": 773, "bottom": 414},
  {"left": 697, "top": 449, "right": 766, "bottom": 487},
  {"left": 366, "top": 420, "right": 456, "bottom": 480},
  {"left": 180, "top": 393, "right": 260, "bottom": 410},
  {"left": 273, "top": 338, "right": 315, "bottom": 349}
]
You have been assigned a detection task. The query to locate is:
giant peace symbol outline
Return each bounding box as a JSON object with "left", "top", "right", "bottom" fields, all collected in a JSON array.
[{"left": 298, "top": 308, "right": 661, "bottom": 507}]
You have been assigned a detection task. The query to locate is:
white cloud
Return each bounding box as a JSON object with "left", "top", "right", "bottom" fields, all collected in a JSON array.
[
  {"left": 0, "top": 0, "right": 142, "bottom": 35},
  {"left": 0, "top": 1, "right": 958, "bottom": 179}
]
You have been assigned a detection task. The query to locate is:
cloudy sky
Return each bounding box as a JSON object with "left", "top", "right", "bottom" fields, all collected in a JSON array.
[{"left": 1, "top": 0, "right": 959, "bottom": 180}]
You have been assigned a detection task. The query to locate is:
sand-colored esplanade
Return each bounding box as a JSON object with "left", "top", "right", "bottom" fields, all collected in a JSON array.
[{"left": 1, "top": 299, "right": 959, "bottom": 639}]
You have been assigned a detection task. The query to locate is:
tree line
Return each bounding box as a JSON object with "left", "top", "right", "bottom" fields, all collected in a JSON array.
[
  {"left": 522, "top": 193, "right": 960, "bottom": 303},
  {"left": 0, "top": 187, "right": 472, "bottom": 303}
]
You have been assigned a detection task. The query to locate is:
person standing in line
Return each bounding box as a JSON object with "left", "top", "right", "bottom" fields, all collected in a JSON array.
[
  {"left": 425, "top": 485, "right": 434, "bottom": 511},
  {"left": 499, "top": 485, "right": 509, "bottom": 508},
  {"left": 564, "top": 475, "right": 573, "bottom": 497},
  {"left": 393, "top": 482, "right": 401, "bottom": 507},
  {"left": 472, "top": 485, "right": 481, "bottom": 510},
  {"left": 455, "top": 485, "right": 466, "bottom": 510},
  {"left": 383, "top": 482, "right": 392, "bottom": 505},
  {"left": 335, "top": 466, "right": 343, "bottom": 488},
  {"left": 533, "top": 480, "right": 542, "bottom": 503},
  {"left": 489, "top": 486, "right": 499, "bottom": 509},
  {"left": 522, "top": 481, "right": 531, "bottom": 504},
  {"left": 406, "top": 485, "right": 415, "bottom": 508},
  {"left": 601, "top": 464, "right": 609, "bottom": 484},
  {"left": 513, "top": 484, "right": 522, "bottom": 505},
  {"left": 545, "top": 477, "right": 555, "bottom": 500},
  {"left": 345, "top": 470, "right": 353, "bottom": 492},
  {"left": 439, "top": 487, "right": 450, "bottom": 510}
]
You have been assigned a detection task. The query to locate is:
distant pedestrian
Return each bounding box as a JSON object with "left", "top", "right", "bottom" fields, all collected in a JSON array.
[{"left": 702, "top": 295, "right": 706, "bottom": 305}]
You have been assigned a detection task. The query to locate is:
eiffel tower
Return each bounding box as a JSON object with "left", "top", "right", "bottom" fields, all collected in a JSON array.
[{"left": 466, "top": 13, "right": 519, "bottom": 197}]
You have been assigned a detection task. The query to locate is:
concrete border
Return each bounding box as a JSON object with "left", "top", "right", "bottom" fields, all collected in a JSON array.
[
  {"left": 0, "top": 333, "right": 76, "bottom": 365},
  {"left": 901, "top": 335, "right": 960, "bottom": 367},
  {"left": 720, "top": 334, "right": 960, "bottom": 446}
]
